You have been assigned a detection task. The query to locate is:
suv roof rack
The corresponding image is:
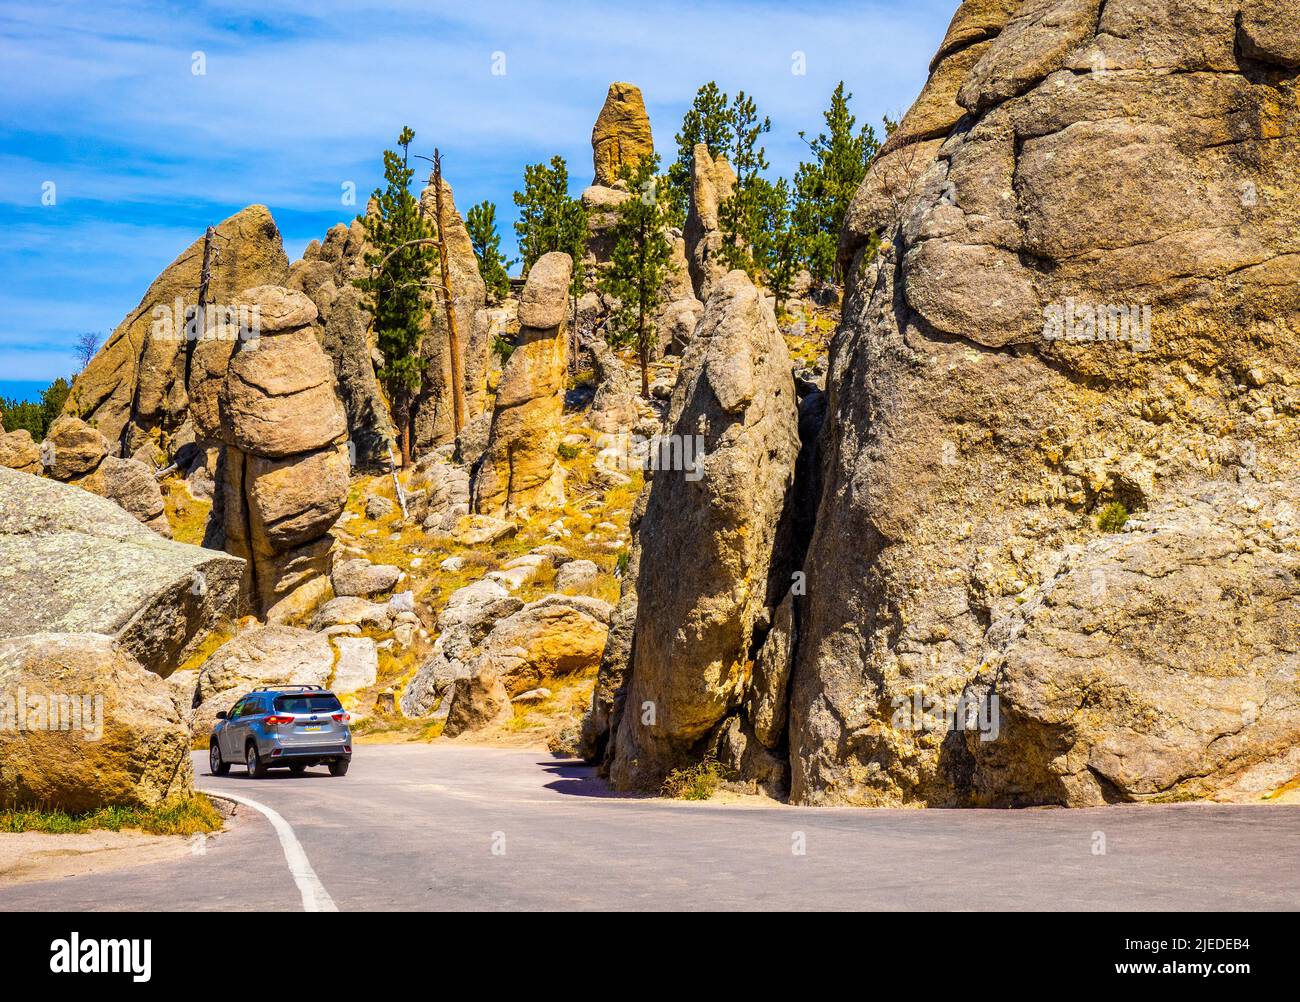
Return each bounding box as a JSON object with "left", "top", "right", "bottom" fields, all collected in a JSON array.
[{"left": 253, "top": 684, "right": 327, "bottom": 692}]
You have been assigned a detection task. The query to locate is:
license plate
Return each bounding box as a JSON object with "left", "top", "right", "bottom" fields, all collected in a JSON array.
[{"left": 303, "top": 725, "right": 322, "bottom": 733}]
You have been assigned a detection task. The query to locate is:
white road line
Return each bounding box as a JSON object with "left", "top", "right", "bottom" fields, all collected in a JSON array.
[{"left": 200, "top": 789, "right": 338, "bottom": 913}]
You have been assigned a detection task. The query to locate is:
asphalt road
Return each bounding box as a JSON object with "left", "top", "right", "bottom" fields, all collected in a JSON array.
[{"left": 3, "top": 744, "right": 1298, "bottom": 911}]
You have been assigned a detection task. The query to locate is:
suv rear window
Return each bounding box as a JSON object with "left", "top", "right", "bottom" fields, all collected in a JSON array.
[{"left": 274, "top": 694, "right": 343, "bottom": 714}]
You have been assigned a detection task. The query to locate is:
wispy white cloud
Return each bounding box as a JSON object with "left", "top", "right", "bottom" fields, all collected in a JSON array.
[{"left": 0, "top": 0, "right": 955, "bottom": 381}]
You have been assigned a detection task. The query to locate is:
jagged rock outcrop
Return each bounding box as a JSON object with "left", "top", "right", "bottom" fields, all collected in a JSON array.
[
  {"left": 791, "top": 0, "right": 1300, "bottom": 807},
  {"left": 401, "top": 579, "right": 521, "bottom": 717},
  {"left": 214, "top": 286, "right": 349, "bottom": 620},
  {"left": 606, "top": 271, "right": 800, "bottom": 790},
  {"left": 683, "top": 144, "right": 736, "bottom": 302},
  {"left": 409, "top": 454, "right": 470, "bottom": 532},
  {"left": 67, "top": 205, "right": 289, "bottom": 461},
  {"left": 586, "top": 334, "right": 640, "bottom": 434},
  {"left": 289, "top": 219, "right": 394, "bottom": 468},
  {"left": 413, "top": 177, "right": 490, "bottom": 452},
  {"left": 582, "top": 183, "right": 633, "bottom": 264},
  {"left": 838, "top": 0, "right": 1017, "bottom": 274},
  {"left": 591, "top": 82, "right": 654, "bottom": 187},
  {"left": 0, "top": 467, "right": 242, "bottom": 677},
  {"left": 0, "top": 633, "right": 194, "bottom": 811},
  {"left": 30, "top": 415, "right": 171, "bottom": 535},
  {"left": 471, "top": 252, "right": 571, "bottom": 516}
]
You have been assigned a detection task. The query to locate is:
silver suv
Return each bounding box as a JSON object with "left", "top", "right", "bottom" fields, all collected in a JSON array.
[{"left": 209, "top": 686, "right": 352, "bottom": 778}]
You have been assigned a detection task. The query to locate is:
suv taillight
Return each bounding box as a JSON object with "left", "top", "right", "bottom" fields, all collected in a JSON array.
[
  {"left": 264, "top": 715, "right": 294, "bottom": 725},
  {"left": 332, "top": 713, "right": 350, "bottom": 723}
]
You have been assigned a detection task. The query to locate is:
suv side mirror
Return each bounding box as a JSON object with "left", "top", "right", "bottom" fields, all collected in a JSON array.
[{"left": 216, "top": 710, "right": 228, "bottom": 720}]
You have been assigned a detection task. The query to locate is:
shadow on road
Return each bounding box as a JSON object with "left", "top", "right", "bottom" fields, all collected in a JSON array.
[{"left": 538, "top": 759, "right": 635, "bottom": 799}]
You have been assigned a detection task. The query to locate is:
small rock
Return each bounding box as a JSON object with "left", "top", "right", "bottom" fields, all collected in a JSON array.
[
  {"left": 365, "top": 495, "right": 396, "bottom": 520},
  {"left": 556, "top": 559, "right": 599, "bottom": 593},
  {"left": 332, "top": 558, "right": 403, "bottom": 598},
  {"left": 332, "top": 636, "right": 379, "bottom": 694}
]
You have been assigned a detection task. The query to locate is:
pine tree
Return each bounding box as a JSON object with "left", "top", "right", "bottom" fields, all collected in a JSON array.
[
  {"left": 466, "top": 200, "right": 513, "bottom": 303},
  {"left": 718, "top": 90, "right": 773, "bottom": 279},
  {"left": 664, "top": 81, "right": 731, "bottom": 226},
  {"left": 355, "top": 126, "right": 439, "bottom": 466},
  {"left": 792, "top": 82, "right": 881, "bottom": 283},
  {"left": 513, "top": 155, "right": 586, "bottom": 282},
  {"left": 599, "top": 155, "right": 676, "bottom": 398},
  {"left": 765, "top": 179, "right": 802, "bottom": 314}
]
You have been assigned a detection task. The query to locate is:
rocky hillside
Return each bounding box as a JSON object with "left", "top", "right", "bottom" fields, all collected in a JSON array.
[{"left": 7, "top": 3, "right": 1295, "bottom": 814}]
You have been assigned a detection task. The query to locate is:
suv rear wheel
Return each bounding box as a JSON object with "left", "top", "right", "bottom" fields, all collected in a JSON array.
[
  {"left": 328, "top": 759, "right": 350, "bottom": 777},
  {"left": 210, "top": 741, "right": 230, "bottom": 776},
  {"left": 246, "top": 743, "right": 268, "bottom": 778}
]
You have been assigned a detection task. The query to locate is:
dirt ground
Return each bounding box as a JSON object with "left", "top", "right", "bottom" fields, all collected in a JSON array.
[{"left": 0, "top": 829, "right": 213, "bottom": 887}]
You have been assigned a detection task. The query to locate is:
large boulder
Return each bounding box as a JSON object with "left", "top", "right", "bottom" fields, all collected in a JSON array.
[
  {"left": 221, "top": 290, "right": 343, "bottom": 458},
  {"left": 607, "top": 271, "right": 801, "bottom": 789},
  {"left": 442, "top": 664, "right": 513, "bottom": 738},
  {"left": 331, "top": 636, "right": 378, "bottom": 694},
  {"left": 0, "top": 633, "right": 194, "bottom": 811},
  {"left": 41, "top": 415, "right": 108, "bottom": 481},
  {"left": 966, "top": 481, "right": 1300, "bottom": 806},
  {"left": 78, "top": 456, "right": 171, "bottom": 537},
  {"left": 471, "top": 252, "right": 572, "bottom": 516},
  {"left": 591, "top": 82, "right": 654, "bottom": 187},
  {"left": 475, "top": 594, "right": 612, "bottom": 696},
  {"left": 191, "top": 626, "right": 334, "bottom": 735},
  {"left": 790, "top": 0, "right": 1300, "bottom": 806},
  {"left": 331, "top": 557, "right": 402, "bottom": 598},
  {"left": 67, "top": 205, "right": 289, "bottom": 460},
  {"left": 0, "top": 467, "right": 242, "bottom": 677},
  {"left": 0, "top": 429, "right": 42, "bottom": 474}
]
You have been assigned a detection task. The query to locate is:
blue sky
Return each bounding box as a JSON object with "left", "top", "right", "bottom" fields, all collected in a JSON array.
[{"left": 0, "top": 0, "right": 953, "bottom": 382}]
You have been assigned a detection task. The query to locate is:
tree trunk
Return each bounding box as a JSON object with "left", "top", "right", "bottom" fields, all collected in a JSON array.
[
  {"left": 638, "top": 307, "right": 649, "bottom": 399},
  {"left": 433, "top": 150, "right": 465, "bottom": 436},
  {"left": 396, "top": 392, "right": 412, "bottom": 467}
]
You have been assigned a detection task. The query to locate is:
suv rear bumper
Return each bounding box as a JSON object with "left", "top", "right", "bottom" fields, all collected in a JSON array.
[{"left": 268, "top": 744, "right": 351, "bottom": 761}]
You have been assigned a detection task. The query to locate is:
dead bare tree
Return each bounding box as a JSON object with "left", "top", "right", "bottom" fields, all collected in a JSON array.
[
  {"left": 74, "top": 332, "right": 101, "bottom": 371},
  {"left": 431, "top": 149, "right": 466, "bottom": 436}
]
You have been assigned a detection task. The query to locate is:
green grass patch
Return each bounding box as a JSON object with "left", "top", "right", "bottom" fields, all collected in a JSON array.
[
  {"left": 0, "top": 795, "right": 224, "bottom": 836},
  {"left": 661, "top": 759, "right": 728, "bottom": 801},
  {"left": 1096, "top": 501, "right": 1129, "bottom": 533}
]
